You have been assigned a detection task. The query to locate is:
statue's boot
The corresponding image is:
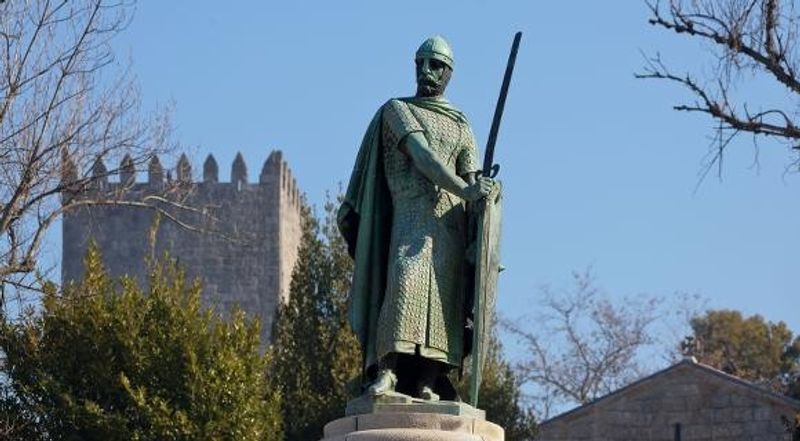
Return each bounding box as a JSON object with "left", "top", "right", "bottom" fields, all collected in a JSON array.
[
  {"left": 417, "top": 369, "right": 440, "bottom": 402},
  {"left": 419, "top": 384, "right": 440, "bottom": 401},
  {"left": 368, "top": 369, "right": 397, "bottom": 397}
]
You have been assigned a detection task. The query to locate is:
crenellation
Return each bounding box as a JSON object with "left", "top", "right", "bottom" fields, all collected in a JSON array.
[
  {"left": 92, "top": 157, "right": 108, "bottom": 188},
  {"left": 61, "top": 150, "right": 77, "bottom": 184},
  {"left": 62, "top": 150, "right": 303, "bottom": 344},
  {"left": 260, "top": 150, "right": 281, "bottom": 183},
  {"left": 267, "top": 149, "right": 282, "bottom": 166},
  {"left": 148, "top": 155, "right": 163, "bottom": 185},
  {"left": 231, "top": 152, "right": 247, "bottom": 188},
  {"left": 203, "top": 154, "right": 218, "bottom": 183},
  {"left": 120, "top": 154, "right": 135, "bottom": 186},
  {"left": 176, "top": 153, "right": 191, "bottom": 182}
]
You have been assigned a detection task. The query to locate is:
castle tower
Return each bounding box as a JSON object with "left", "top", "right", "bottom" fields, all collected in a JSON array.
[{"left": 61, "top": 150, "right": 303, "bottom": 343}]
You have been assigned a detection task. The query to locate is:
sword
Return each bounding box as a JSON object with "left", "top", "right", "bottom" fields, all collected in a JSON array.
[
  {"left": 482, "top": 31, "right": 522, "bottom": 179},
  {"left": 470, "top": 31, "right": 522, "bottom": 409}
]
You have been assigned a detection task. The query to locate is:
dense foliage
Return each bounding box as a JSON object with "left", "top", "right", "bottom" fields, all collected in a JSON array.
[
  {"left": 0, "top": 197, "right": 541, "bottom": 441},
  {"left": 271, "top": 200, "right": 361, "bottom": 441},
  {"left": 0, "top": 244, "right": 282, "bottom": 441},
  {"left": 686, "top": 309, "right": 800, "bottom": 399}
]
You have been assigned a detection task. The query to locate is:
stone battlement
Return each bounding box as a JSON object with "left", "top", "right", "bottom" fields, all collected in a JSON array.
[
  {"left": 72, "top": 150, "right": 301, "bottom": 208},
  {"left": 62, "top": 149, "right": 303, "bottom": 344}
]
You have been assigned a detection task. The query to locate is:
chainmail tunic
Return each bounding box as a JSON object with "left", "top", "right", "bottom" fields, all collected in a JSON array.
[{"left": 376, "top": 99, "right": 478, "bottom": 367}]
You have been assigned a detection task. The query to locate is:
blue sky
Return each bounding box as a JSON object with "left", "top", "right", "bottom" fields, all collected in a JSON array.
[{"left": 81, "top": 2, "right": 798, "bottom": 358}]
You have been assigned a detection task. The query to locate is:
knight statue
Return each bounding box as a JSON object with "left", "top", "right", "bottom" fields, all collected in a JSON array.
[{"left": 338, "top": 35, "right": 498, "bottom": 403}]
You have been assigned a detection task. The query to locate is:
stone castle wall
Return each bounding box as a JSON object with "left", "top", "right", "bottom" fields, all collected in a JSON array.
[
  {"left": 539, "top": 362, "right": 799, "bottom": 441},
  {"left": 61, "top": 150, "right": 302, "bottom": 343}
]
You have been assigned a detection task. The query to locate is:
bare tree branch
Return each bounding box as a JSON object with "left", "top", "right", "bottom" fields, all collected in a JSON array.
[
  {"left": 0, "top": 1, "right": 219, "bottom": 310},
  {"left": 502, "top": 269, "right": 664, "bottom": 419},
  {"left": 639, "top": 0, "right": 800, "bottom": 175}
]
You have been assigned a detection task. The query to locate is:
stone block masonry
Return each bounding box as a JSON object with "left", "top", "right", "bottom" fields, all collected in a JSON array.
[
  {"left": 538, "top": 358, "right": 800, "bottom": 441},
  {"left": 61, "top": 150, "right": 302, "bottom": 344}
]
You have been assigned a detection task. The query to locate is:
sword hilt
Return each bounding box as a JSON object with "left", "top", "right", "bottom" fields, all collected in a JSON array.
[{"left": 472, "top": 164, "right": 500, "bottom": 182}]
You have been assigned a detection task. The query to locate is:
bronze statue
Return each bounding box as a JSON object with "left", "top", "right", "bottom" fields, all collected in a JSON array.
[
  {"left": 340, "top": 31, "right": 522, "bottom": 408},
  {"left": 339, "top": 35, "right": 499, "bottom": 403}
]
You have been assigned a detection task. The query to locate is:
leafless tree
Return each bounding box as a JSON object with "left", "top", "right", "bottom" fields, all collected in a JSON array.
[
  {"left": 0, "top": 0, "right": 203, "bottom": 307},
  {"left": 656, "top": 291, "right": 710, "bottom": 363},
  {"left": 638, "top": 0, "right": 800, "bottom": 179},
  {"left": 503, "top": 269, "right": 664, "bottom": 419}
]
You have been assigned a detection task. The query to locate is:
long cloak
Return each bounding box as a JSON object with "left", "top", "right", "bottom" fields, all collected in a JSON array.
[{"left": 338, "top": 96, "right": 471, "bottom": 376}]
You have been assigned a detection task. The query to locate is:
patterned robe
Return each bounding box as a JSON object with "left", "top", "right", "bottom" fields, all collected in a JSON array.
[{"left": 376, "top": 99, "right": 478, "bottom": 367}]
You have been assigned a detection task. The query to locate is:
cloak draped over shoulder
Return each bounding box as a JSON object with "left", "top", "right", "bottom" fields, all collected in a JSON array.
[{"left": 337, "top": 97, "right": 469, "bottom": 374}]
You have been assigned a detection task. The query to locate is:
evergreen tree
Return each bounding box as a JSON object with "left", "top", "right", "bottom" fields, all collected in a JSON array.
[
  {"left": 271, "top": 199, "right": 361, "bottom": 441},
  {"left": 0, "top": 244, "right": 282, "bottom": 441},
  {"left": 686, "top": 309, "right": 800, "bottom": 398},
  {"left": 458, "top": 329, "right": 538, "bottom": 441},
  {"left": 476, "top": 335, "right": 538, "bottom": 441}
]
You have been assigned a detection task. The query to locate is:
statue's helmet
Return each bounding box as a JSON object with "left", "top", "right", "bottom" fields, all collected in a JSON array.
[{"left": 415, "top": 35, "right": 454, "bottom": 69}]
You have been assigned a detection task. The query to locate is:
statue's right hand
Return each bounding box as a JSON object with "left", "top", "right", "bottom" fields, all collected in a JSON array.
[{"left": 462, "top": 177, "right": 495, "bottom": 202}]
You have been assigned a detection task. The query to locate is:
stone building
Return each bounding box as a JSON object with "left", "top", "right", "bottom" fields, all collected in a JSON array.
[
  {"left": 61, "top": 150, "right": 302, "bottom": 343},
  {"left": 538, "top": 357, "right": 800, "bottom": 441}
]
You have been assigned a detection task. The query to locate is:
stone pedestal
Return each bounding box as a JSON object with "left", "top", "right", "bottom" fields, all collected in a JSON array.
[
  {"left": 320, "top": 411, "right": 504, "bottom": 441},
  {"left": 345, "top": 392, "right": 485, "bottom": 418}
]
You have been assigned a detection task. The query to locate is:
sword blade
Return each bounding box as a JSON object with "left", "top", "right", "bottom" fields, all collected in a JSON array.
[{"left": 482, "top": 32, "right": 522, "bottom": 178}]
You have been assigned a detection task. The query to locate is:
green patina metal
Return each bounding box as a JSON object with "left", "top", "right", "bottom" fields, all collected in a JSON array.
[
  {"left": 339, "top": 35, "right": 508, "bottom": 407},
  {"left": 416, "top": 35, "right": 454, "bottom": 69}
]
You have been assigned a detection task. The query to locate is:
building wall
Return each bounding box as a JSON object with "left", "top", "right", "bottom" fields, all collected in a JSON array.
[
  {"left": 259, "top": 150, "right": 302, "bottom": 304},
  {"left": 539, "top": 364, "right": 798, "bottom": 441},
  {"left": 61, "top": 150, "right": 302, "bottom": 343}
]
